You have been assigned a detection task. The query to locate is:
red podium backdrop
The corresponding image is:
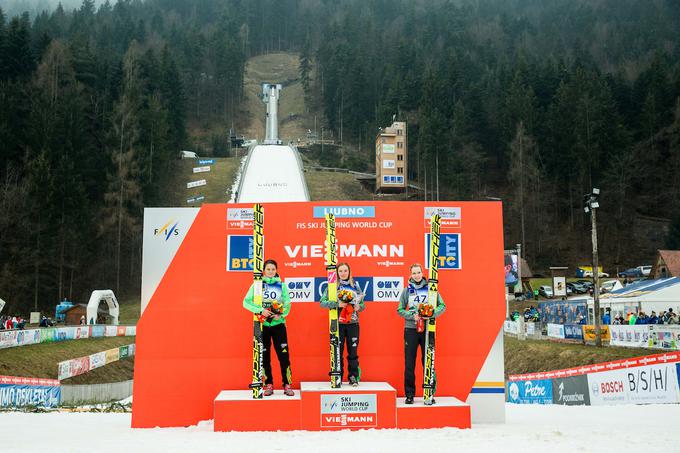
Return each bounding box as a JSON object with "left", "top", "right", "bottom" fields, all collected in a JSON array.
[{"left": 132, "top": 201, "right": 505, "bottom": 427}]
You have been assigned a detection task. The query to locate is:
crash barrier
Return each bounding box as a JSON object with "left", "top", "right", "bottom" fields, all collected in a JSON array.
[
  {"left": 0, "top": 325, "right": 136, "bottom": 350},
  {"left": 0, "top": 375, "right": 61, "bottom": 408},
  {"left": 507, "top": 352, "right": 680, "bottom": 406},
  {"left": 504, "top": 321, "right": 679, "bottom": 350},
  {"left": 61, "top": 379, "right": 133, "bottom": 404},
  {"left": 58, "top": 344, "right": 135, "bottom": 381}
]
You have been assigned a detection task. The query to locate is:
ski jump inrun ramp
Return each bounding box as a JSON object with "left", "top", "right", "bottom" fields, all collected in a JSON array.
[{"left": 235, "top": 83, "right": 310, "bottom": 203}]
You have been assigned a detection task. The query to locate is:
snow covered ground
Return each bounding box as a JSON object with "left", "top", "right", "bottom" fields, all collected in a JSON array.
[{"left": 1, "top": 403, "right": 678, "bottom": 452}]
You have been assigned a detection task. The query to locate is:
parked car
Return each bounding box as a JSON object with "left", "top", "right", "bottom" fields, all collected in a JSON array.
[
  {"left": 637, "top": 265, "right": 652, "bottom": 276},
  {"left": 600, "top": 280, "right": 617, "bottom": 293},
  {"left": 567, "top": 282, "right": 587, "bottom": 294},
  {"left": 538, "top": 285, "right": 553, "bottom": 298},
  {"left": 575, "top": 280, "right": 594, "bottom": 289},
  {"left": 582, "top": 270, "right": 609, "bottom": 278},
  {"left": 618, "top": 268, "right": 643, "bottom": 278}
]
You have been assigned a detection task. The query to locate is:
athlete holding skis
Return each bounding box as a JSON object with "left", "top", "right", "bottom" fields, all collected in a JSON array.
[
  {"left": 243, "top": 259, "right": 295, "bottom": 396},
  {"left": 397, "top": 263, "right": 446, "bottom": 404},
  {"left": 320, "top": 262, "right": 365, "bottom": 386}
]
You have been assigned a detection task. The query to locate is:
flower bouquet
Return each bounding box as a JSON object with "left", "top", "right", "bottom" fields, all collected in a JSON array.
[
  {"left": 416, "top": 303, "right": 434, "bottom": 332},
  {"left": 338, "top": 289, "right": 355, "bottom": 323}
]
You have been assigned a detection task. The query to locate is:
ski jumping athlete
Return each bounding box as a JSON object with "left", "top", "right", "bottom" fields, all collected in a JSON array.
[
  {"left": 397, "top": 263, "right": 446, "bottom": 404},
  {"left": 320, "top": 262, "right": 365, "bottom": 386},
  {"left": 243, "top": 259, "right": 295, "bottom": 396}
]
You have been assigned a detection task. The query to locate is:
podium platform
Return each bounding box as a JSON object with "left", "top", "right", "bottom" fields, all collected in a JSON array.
[
  {"left": 213, "top": 382, "right": 471, "bottom": 432},
  {"left": 396, "top": 397, "right": 471, "bottom": 429}
]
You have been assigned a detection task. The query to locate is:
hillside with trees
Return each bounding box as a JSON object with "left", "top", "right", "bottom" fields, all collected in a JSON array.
[{"left": 1, "top": 0, "right": 680, "bottom": 314}]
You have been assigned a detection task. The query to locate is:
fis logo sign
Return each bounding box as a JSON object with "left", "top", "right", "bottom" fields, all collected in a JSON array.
[
  {"left": 372, "top": 277, "right": 404, "bottom": 302},
  {"left": 227, "top": 208, "right": 254, "bottom": 229},
  {"left": 286, "top": 278, "right": 315, "bottom": 302},
  {"left": 154, "top": 220, "right": 180, "bottom": 241},
  {"left": 227, "top": 235, "right": 264, "bottom": 271},
  {"left": 424, "top": 207, "right": 461, "bottom": 228},
  {"left": 424, "top": 233, "right": 461, "bottom": 270}
]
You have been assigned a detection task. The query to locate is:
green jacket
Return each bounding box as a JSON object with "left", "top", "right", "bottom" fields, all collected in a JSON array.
[
  {"left": 397, "top": 278, "right": 446, "bottom": 329},
  {"left": 243, "top": 276, "right": 291, "bottom": 327}
]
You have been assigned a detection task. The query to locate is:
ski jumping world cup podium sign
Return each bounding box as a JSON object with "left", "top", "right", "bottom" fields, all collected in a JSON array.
[{"left": 133, "top": 201, "right": 506, "bottom": 429}]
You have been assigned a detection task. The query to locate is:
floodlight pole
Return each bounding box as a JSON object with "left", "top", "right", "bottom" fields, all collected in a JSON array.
[{"left": 589, "top": 195, "right": 602, "bottom": 347}]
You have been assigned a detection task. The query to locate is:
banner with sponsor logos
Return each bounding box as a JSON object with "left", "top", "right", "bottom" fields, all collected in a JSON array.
[
  {"left": 552, "top": 375, "right": 590, "bottom": 405},
  {"left": 0, "top": 376, "right": 61, "bottom": 408},
  {"left": 564, "top": 324, "right": 584, "bottom": 340},
  {"left": 506, "top": 379, "right": 553, "bottom": 404},
  {"left": 320, "top": 393, "right": 378, "bottom": 428},
  {"left": 610, "top": 325, "right": 649, "bottom": 347},
  {"left": 135, "top": 201, "right": 505, "bottom": 428},
  {"left": 508, "top": 352, "right": 680, "bottom": 406},
  {"left": 58, "top": 344, "right": 135, "bottom": 380},
  {"left": 583, "top": 325, "right": 611, "bottom": 342},
  {"left": 538, "top": 301, "right": 587, "bottom": 325},
  {"left": 648, "top": 325, "right": 680, "bottom": 350},
  {"left": 503, "top": 321, "right": 519, "bottom": 335},
  {"left": 547, "top": 323, "right": 565, "bottom": 339}
]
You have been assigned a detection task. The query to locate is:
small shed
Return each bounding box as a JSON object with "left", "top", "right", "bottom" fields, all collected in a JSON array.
[
  {"left": 63, "top": 304, "right": 88, "bottom": 325},
  {"left": 650, "top": 250, "right": 680, "bottom": 278}
]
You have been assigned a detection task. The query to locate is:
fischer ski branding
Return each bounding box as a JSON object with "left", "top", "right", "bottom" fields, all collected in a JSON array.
[
  {"left": 423, "top": 213, "right": 441, "bottom": 405},
  {"left": 249, "top": 203, "right": 265, "bottom": 398},
  {"left": 325, "top": 213, "right": 342, "bottom": 388}
]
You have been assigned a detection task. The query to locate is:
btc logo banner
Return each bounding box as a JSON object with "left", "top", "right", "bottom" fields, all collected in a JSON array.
[{"left": 133, "top": 201, "right": 505, "bottom": 428}]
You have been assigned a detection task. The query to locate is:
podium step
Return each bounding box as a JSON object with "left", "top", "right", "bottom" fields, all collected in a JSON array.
[
  {"left": 300, "top": 381, "right": 396, "bottom": 430},
  {"left": 213, "top": 384, "right": 471, "bottom": 431},
  {"left": 213, "top": 390, "right": 301, "bottom": 432},
  {"left": 396, "top": 396, "right": 471, "bottom": 429}
]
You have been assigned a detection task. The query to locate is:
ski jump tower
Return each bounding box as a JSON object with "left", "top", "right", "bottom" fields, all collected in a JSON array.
[
  {"left": 262, "top": 83, "right": 282, "bottom": 145},
  {"left": 235, "top": 83, "right": 309, "bottom": 202}
]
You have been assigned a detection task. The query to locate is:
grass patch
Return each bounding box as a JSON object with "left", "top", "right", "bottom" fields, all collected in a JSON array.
[
  {"left": 305, "top": 170, "right": 373, "bottom": 200},
  {"left": 0, "top": 336, "right": 135, "bottom": 379},
  {"left": 504, "top": 336, "right": 652, "bottom": 378},
  {"left": 158, "top": 157, "right": 241, "bottom": 207}
]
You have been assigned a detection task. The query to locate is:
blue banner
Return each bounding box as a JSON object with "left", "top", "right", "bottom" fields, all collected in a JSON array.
[
  {"left": 198, "top": 159, "right": 214, "bottom": 165},
  {"left": 0, "top": 384, "right": 61, "bottom": 408},
  {"left": 564, "top": 324, "right": 584, "bottom": 340},
  {"left": 312, "top": 206, "right": 376, "bottom": 218},
  {"left": 507, "top": 379, "right": 553, "bottom": 404},
  {"left": 539, "top": 301, "right": 587, "bottom": 324},
  {"left": 91, "top": 326, "right": 105, "bottom": 338},
  {"left": 425, "top": 233, "right": 461, "bottom": 270},
  {"left": 55, "top": 327, "right": 75, "bottom": 341},
  {"left": 313, "top": 276, "right": 374, "bottom": 302}
]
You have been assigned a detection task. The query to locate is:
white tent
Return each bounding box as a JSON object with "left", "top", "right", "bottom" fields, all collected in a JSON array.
[
  {"left": 585, "top": 277, "right": 680, "bottom": 318},
  {"left": 0, "top": 298, "right": 5, "bottom": 314},
  {"left": 86, "top": 290, "right": 120, "bottom": 325}
]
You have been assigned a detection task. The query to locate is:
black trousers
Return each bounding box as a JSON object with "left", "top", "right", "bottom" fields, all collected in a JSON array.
[
  {"left": 404, "top": 327, "right": 427, "bottom": 397},
  {"left": 262, "top": 323, "right": 292, "bottom": 385},
  {"left": 339, "top": 323, "right": 360, "bottom": 379}
]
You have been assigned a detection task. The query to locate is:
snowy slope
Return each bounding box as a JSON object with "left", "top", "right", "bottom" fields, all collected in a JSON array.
[
  {"left": 1, "top": 403, "right": 679, "bottom": 452},
  {"left": 236, "top": 144, "right": 309, "bottom": 202}
]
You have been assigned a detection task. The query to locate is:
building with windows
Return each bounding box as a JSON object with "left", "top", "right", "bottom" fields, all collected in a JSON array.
[{"left": 375, "top": 121, "right": 407, "bottom": 192}]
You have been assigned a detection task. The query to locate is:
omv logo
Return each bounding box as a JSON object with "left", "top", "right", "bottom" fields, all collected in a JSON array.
[{"left": 154, "top": 220, "right": 180, "bottom": 241}]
